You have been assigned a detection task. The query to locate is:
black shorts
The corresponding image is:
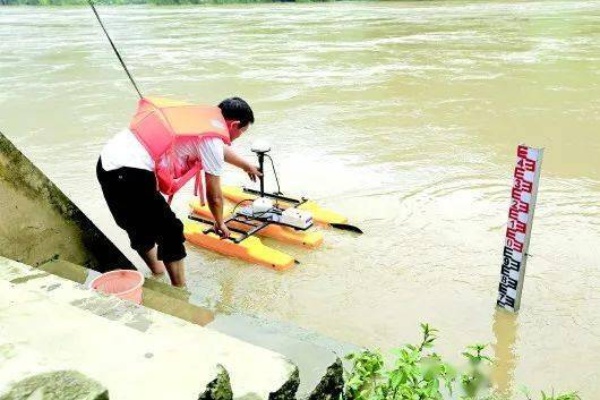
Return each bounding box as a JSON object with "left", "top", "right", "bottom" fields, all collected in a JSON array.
[{"left": 96, "top": 158, "right": 186, "bottom": 262}]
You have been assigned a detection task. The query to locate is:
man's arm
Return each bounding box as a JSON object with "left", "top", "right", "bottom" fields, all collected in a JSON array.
[
  {"left": 224, "top": 146, "right": 262, "bottom": 182},
  {"left": 205, "top": 172, "right": 230, "bottom": 238}
]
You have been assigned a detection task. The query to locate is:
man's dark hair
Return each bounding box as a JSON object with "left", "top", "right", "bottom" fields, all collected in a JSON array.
[{"left": 218, "top": 97, "right": 255, "bottom": 128}]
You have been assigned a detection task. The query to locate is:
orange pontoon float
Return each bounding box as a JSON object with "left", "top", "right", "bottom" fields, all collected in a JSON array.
[{"left": 184, "top": 220, "right": 295, "bottom": 271}]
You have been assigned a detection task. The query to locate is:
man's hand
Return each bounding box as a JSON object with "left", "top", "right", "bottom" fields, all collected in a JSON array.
[
  {"left": 214, "top": 221, "right": 230, "bottom": 239},
  {"left": 244, "top": 164, "right": 262, "bottom": 182},
  {"left": 224, "top": 147, "right": 263, "bottom": 182},
  {"left": 205, "top": 172, "right": 228, "bottom": 238}
]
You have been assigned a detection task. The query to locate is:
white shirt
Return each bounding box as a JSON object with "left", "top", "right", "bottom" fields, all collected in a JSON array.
[{"left": 100, "top": 128, "right": 225, "bottom": 176}]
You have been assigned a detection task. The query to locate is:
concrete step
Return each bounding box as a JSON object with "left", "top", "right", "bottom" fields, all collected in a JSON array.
[
  {"left": 38, "top": 259, "right": 215, "bottom": 327},
  {"left": 0, "top": 256, "right": 299, "bottom": 399},
  {"left": 31, "top": 258, "right": 357, "bottom": 398}
]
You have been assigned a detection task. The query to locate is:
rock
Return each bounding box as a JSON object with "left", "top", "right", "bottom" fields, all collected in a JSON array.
[
  {"left": 268, "top": 367, "right": 299, "bottom": 400},
  {"left": 198, "top": 365, "right": 233, "bottom": 400},
  {"left": 306, "top": 358, "right": 344, "bottom": 400},
  {"left": 0, "top": 370, "right": 109, "bottom": 400}
]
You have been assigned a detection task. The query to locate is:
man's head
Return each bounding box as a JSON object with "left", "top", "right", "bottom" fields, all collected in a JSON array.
[{"left": 218, "top": 97, "right": 254, "bottom": 141}]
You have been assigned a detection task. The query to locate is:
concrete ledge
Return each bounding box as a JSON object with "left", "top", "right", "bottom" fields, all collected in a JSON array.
[{"left": 0, "top": 257, "right": 299, "bottom": 399}]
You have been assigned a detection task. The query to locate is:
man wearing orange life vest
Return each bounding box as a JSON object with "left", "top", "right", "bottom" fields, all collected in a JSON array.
[{"left": 96, "top": 97, "right": 260, "bottom": 288}]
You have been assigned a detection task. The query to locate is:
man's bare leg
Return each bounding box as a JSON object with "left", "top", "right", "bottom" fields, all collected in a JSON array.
[
  {"left": 138, "top": 245, "right": 166, "bottom": 276},
  {"left": 164, "top": 259, "right": 186, "bottom": 288}
]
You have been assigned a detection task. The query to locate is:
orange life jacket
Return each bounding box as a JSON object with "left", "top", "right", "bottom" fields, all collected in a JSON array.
[{"left": 129, "top": 97, "right": 231, "bottom": 204}]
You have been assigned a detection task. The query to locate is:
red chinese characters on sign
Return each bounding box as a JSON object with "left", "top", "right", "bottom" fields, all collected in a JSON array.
[{"left": 504, "top": 145, "right": 539, "bottom": 257}]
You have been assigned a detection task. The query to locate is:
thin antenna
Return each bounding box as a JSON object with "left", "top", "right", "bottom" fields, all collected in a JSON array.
[{"left": 87, "top": 0, "right": 143, "bottom": 99}]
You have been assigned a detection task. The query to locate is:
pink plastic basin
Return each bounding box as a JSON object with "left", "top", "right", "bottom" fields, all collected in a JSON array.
[{"left": 90, "top": 270, "right": 144, "bottom": 305}]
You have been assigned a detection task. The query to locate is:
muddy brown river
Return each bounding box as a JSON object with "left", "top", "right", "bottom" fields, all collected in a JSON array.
[{"left": 1, "top": 1, "right": 599, "bottom": 397}]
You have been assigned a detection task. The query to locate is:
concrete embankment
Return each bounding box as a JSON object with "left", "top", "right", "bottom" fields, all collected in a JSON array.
[
  {"left": 0, "top": 131, "right": 132, "bottom": 272},
  {"left": 0, "top": 130, "right": 350, "bottom": 399}
]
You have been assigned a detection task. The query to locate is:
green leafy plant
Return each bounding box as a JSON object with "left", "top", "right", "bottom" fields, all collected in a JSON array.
[
  {"left": 461, "top": 344, "right": 492, "bottom": 398},
  {"left": 342, "top": 323, "right": 459, "bottom": 400},
  {"left": 341, "top": 324, "right": 581, "bottom": 400}
]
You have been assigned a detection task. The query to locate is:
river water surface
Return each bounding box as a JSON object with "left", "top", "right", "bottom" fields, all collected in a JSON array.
[{"left": 1, "top": 1, "right": 599, "bottom": 397}]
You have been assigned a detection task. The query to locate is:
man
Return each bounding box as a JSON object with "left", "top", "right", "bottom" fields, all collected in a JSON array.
[{"left": 96, "top": 96, "right": 260, "bottom": 288}]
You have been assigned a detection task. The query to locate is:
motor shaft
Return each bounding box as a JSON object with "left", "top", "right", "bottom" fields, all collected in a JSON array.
[{"left": 257, "top": 152, "right": 265, "bottom": 197}]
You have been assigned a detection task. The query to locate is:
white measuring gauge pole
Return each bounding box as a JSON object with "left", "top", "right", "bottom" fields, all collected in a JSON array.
[{"left": 497, "top": 145, "right": 544, "bottom": 312}]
